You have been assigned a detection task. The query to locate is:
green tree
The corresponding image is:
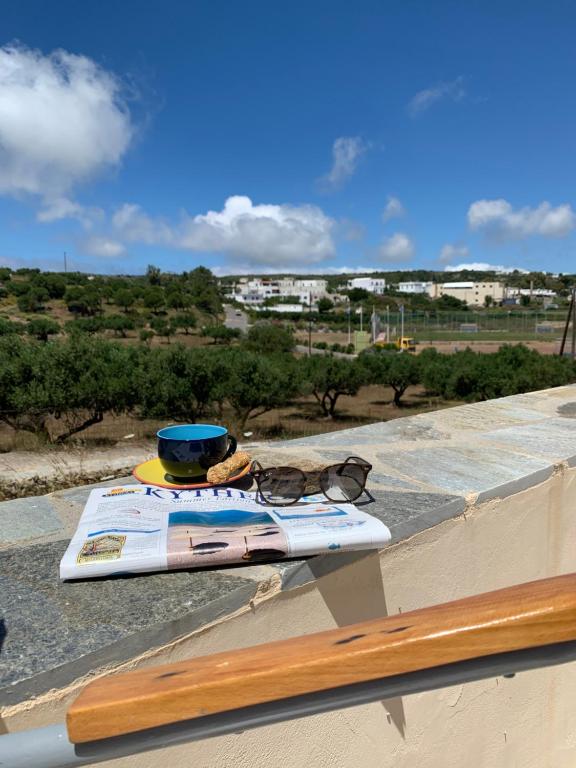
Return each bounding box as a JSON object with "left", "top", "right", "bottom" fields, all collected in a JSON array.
[
  {"left": 302, "top": 356, "right": 366, "bottom": 418},
  {"left": 151, "top": 316, "right": 175, "bottom": 343},
  {"left": 346, "top": 287, "right": 370, "bottom": 303},
  {"left": 363, "top": 349, "right": 421, "bottom": 406},
  {"left": 65, "top": 317, "right": 105, "bottom": 336},
  {"left": 17, "top": 287, "right": 50, "bottom": 313},
  {"left": 142, "top": 287, "right": 165, "bottom": 313},
  {"left": 165, "top": 287, "right": 192, "bottom": 310},
  {"left": 317, "top": 297, "right": 334, "bottom": 313},
  {"left": 139, "top": 346, "right": 226, "bottom": 423},
  {"left": 242, "top": 323, "right": 294, "bottom": 354},
  {"left": 103, "top": 314, "right": 135, "bottom": 338},
  {"left": 435, "top": 294, "right": 468, "bottom": 311},
  {"left": 30, "top": 273, "right": 67, "bottom": 299},
  {"left": 114, "top": 288, "right": 136, "bottom": 313},
  {"left": 202, "top": 324, "right": 241, "bottom": 345},
  {"left": 172, "top": 312, "right": 197, "bottom": 334},
  {"left": 186, "top": 266, "right": 222, "bottom": 315},
  {"left": 27, "top": 317, "right": 60, "bottom": 342},
  {"left": 225, "top": 351, "right": 301, "bottom": 431},
  {"left": 64, "top": 286, "right": 102, "bottom": 316},
  {"left": 0, "top": 336, "right": 141, "bottom": 443},
  {"left": 0, "top": 317, "right": 25, "bottom": 335},
  {"left": 146, "top": 264, "right": 162, "bottom": 285}
]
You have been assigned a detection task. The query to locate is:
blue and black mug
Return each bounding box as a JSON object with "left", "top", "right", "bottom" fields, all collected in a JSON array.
[{"left": 157, "top": 424, "right": 237, "bottom": 480}]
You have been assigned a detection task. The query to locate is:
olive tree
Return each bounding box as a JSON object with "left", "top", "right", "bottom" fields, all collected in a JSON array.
[
  {"left": 225, "top": 351, "right": 301, "bottom": 431},
  {"left": 301, "top": 356, "right": 366, "bottom": 418},
  {"left": 242, "top": 323, "right": 295, "bottom": 354},
  {"left": 138, "top": 346, "right": 226, "bottom": 423},
  {"left": 26, "top": 317, "right": 60, "bottom": 342}
]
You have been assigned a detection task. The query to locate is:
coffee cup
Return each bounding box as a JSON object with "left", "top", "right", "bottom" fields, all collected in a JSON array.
[{"left": 157, "top": 424, "right": 237, "bottom": 480}]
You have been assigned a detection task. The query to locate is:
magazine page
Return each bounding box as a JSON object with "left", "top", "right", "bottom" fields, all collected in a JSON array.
[{"left": 59, "top": 485, "right": 391, "bottom": 581}]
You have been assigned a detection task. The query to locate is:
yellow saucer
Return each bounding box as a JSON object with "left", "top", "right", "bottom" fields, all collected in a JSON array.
[{"left": 132, "top": 458, "right": 251, "bottom": 490}]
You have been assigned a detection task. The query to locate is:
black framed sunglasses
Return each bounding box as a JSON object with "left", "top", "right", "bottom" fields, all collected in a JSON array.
[{"left": 251, "top": 456, "right": 372, "bottom": 506}]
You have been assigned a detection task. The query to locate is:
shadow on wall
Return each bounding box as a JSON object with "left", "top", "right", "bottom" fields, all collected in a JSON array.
[{"left": 308, "top": 552, "right": 407, "bottom": 738}]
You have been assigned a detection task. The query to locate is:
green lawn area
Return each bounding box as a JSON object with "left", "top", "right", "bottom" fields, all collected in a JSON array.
[{"left": 415, "top": 330, "right": 561, "bottom": 342}]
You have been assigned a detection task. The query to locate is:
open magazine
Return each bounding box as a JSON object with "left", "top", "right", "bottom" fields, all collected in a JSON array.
[{"left": 59, "top": 485, "right": 391, "bottom": 581}]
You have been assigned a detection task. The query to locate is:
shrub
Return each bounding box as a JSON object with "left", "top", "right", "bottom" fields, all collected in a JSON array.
[
  {"left": 202, "top": 324, "right": 241, "bottom": 345},
  {"left": 243, "top": 323, "right": 295, "bottom": 354}
]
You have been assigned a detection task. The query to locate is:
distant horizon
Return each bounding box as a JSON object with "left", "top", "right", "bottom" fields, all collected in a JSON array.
[{"left": 3, "top": 263, "right": 573, "bottom": 280}]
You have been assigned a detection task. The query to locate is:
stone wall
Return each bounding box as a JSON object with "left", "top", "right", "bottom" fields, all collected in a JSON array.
[{"left": 2, "top": 385, "right": 576, "bottom": 767}]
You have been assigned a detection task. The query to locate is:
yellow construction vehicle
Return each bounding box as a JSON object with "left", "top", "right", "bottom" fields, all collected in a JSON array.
[{"left": 396, "top": 336, "right": 416, "bottom": 352}]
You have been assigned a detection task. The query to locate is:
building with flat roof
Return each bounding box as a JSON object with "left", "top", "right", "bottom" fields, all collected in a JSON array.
[
  {"left": 430, "top": 281, "right": 505, "bottom": 306},
  {"left": 230, "top": 277, "right": 329, "bottom": 306},
  {"left": 397, "top": 281, "right": 433, "bottom": 294},
  {"left": 346, "top": 277, "right": 387, "bottom": 295}
]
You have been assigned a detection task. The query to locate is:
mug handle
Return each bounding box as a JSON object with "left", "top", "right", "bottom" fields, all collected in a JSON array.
[{"left": 223, "top": 435, "right": 237, "bottom": 460}]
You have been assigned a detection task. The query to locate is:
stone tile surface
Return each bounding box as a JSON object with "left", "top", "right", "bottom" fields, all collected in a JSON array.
[
  {"left": 479, "top": 417, "right": 576, "bottom": 462},
  {"left": 0, "top": 496, "right": 64, "bottom": 546},
  {"left": 376, "top": 445, "right": 553, "bottom": 499},
  {"left": 0, "top": 540, "right": 256, "bottom": 704}
]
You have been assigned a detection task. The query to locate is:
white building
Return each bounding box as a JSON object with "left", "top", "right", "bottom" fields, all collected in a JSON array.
[
  {"left": 232, "top": 277, "right": 329, "bottom": 306},
  {"left": 507, "top": 288, "right": 557, "bottom": 299},
  {"left": 346, "top": 277, "right": 387, "bottom": 295},
  {"left": 397, "top": 281, "right": 433, "bottom": 294}
]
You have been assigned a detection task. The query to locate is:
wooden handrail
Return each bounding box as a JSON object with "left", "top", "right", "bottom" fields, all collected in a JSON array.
[{"left": 67, "top": 572, "right": 576, "bottom": 744}]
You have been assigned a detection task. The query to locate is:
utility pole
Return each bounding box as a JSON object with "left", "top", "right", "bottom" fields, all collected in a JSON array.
[
  {"left": 573, "top": 289, "right": 576, "bottom": 359},
  {"left": 63, "top": 251, "right": 67, "bottom": 273},
  {"left": 400, "top": 303, "right": 404, "bottom": 341},
  {"left": 559, "top": 287, "right": 576, "bottom": 359},
  {"left": 346, "top": 297, "right": 351, "bottom": 345},
  {"left": 308, "top": 291, "right": 312, "bottom": 356}
]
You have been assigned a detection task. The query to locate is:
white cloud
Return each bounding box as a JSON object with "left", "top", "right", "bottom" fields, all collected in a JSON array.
[
  {"left": 439, "top": 243, "right": 469, "bottom": 264},
  {"left": 378, "top": 232, "right": 415, "bottom": 262},
  {"left": 80, "top": 236, "right": 126, "bottom": 258},
  {"left": 37, "top": 197, "right": 104, "bottom": 228},
  {"left": 444, "top": 262, "right": 529, "bottom": 274},
  {"left": 178, "top": 195, "right": 335, "bottom": 264},
  {"left": 382, "top": 195, "right": 405, "bottom": 222},
  {"left": 319, "top": 136, "right": 369, "bottom": 189},
  {"left": 408, "top": 77, "right": 466, "bottom": 116},
  {"left": 111, "top": 195, "right": 336, "bottom": 266},
  {"left": 212, "top": 265, "right": 381, "bottom": 277},
  {"left": 112, "top": 203, "right": 172, "bottom": 244},
  {"left": 0, "top": 43, "right": 133, "bottom": 201},
  {"left": 467, "top": 199, "right": 576, "bottom": 239}
]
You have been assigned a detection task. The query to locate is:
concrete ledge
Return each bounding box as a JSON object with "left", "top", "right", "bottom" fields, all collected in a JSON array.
[{"left": 2, "top": 384, "right": 576, "bottom": 711}]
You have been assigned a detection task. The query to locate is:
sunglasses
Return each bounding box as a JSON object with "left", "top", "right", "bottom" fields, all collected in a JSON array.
[{"left": 251, "top": 456, "right": 372, "bottom": 506}]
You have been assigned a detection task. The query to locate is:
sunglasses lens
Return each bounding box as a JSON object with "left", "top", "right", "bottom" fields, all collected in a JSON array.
[
  {"left": 321, "top": 464, "right": 366, "bottom": 502},
  {"left": 258, "top": 468, "right": 306, "bottom": 504}
]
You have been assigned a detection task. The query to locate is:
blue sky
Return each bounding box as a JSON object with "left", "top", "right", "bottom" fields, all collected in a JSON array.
[{"left": 1, "top": 0, "right": 576, "bottom": 275}]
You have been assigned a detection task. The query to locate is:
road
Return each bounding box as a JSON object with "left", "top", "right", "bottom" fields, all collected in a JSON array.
[
  {"left": 294, "top": 344, "right": 356, "bottom": 359},
  {"left": 223, "top": 304, "right": 249, "bottom": 332}
]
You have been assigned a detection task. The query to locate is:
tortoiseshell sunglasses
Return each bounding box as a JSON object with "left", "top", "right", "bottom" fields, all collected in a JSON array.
[{"left": 251, "top": 456, "right": 372, "bottom": 506}]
